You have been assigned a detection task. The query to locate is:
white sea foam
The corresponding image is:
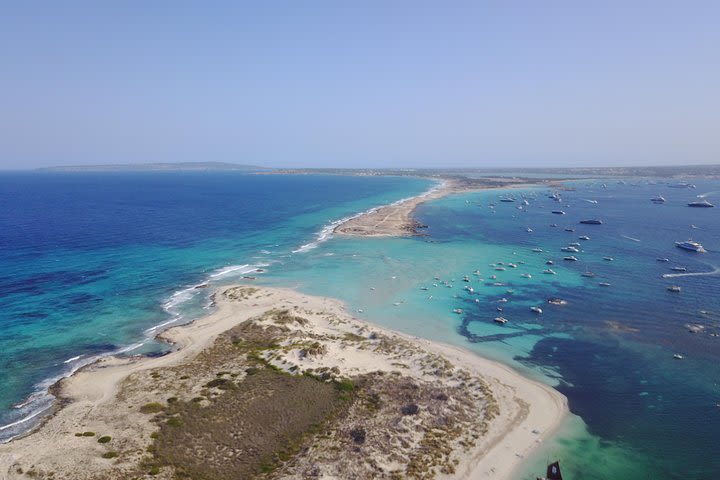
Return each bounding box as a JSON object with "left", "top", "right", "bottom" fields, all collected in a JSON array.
[
  {"left": 292, "top": 181, "right": 443, "bottom": 254},
  {"left": 62, "top": 354, "right": 83, "bottom": 364},
  {"left": 1, "top": 260, "right": 271, "bottom": 443}
]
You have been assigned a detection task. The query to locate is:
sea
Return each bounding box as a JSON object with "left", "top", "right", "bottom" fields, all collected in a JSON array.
[{"left": 0, "top": 171, "right": 718, "bottom": 479}]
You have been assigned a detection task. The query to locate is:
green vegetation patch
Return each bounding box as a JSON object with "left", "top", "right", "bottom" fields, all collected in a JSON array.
[
  {"left": 139, "top": 402, "right": 165, "bottom": 414},
  {"left": 149, "top": 367, "right": 346, "bottom": 480},
  {"left": 97, "top": 435, "right": 112, "bottom": 443}
]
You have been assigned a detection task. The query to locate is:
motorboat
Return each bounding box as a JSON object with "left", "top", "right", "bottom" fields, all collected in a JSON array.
[
  {"left": 579, "top": 235, "right": 590, "bottom": 241},
  {"left": 547, "top": 298, "right": 568, "bottom": 305},
  {"left": 563, "top": 256, "right": 578, "bottom": 261},
  {"left": 494, "top": 316, "right": 508, "bottom": 324},
  {"left": 546, "top": 260, "right": 554, "bottom": 265},
  {"left": 688, "top": 200, "right": 714, "bottom": 207},
  {"left": 656, "top": 257, "right": 670, "bottom": 262},
  {"left": 551, "top": 210, "right": 566, "bottom": 215},
  {"left": 675, "top": 240, "right": 706, "bottom": 253},
  {"left": 599, "top": 282, "right": 611, "bottom": 287},
  {"left": 603, "top": 256, "right": 614, "bottom": 261},
  {"left": 561, "top": 246, "right": 579, "bottom": 253},
  {"left": 667, "top": 285, "right": 681, "bottom": 292},
  {"left": 530, "top": 306, "right": 543, "bottom": 314},
  {"left": 453, "top": 308, "right": 464, "bottom": 314},
  {"left": 651, "top": 195, "right": 666, "bottom": 203},
  {"left": 532, "top": 248, "right": 544, "bottom": 252},
  {"left": 543, "top": 269, "right": 556, "bottom": 275},
  {"left": 521, "top": 273, "right": 532, "bottom": 279},
  {"left": 581, "top": 271, "right": 596, "bottom": 277},
  {"left": 671, "top": 266, "right": 687, "bottom": 272},
  {"left": 564, "top": 227, "right": 575, "bottom": 232},
  {"left": 579, "top": 219, "right": 603, "bottom": 225}
]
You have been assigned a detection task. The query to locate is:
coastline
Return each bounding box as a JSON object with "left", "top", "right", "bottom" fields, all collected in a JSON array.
[
  {"left": 332, "top": 177, "right": 531, "bottom": 237},
  {"left": 0, "top": 285, "right": 567, "bottom": 479}
]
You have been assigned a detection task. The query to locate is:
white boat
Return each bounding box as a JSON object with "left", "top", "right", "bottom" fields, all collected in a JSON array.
[
  {"left": 563, "top": 256, "right": 578, "bottom": 261},
  {"left": 673, "top": 353, "right": 684, "bottom": 360},
  {"left": 581, "top": 271, "right": 596, "bottom": 277},
  {"left": 603, "top": 256, "right": 614, "bottom": 261},
  {"left": 546, "top": 260, "right": 554, "bottom": 265},
  {"left": 495, "top": 267, "right": 506, "bottom": 271},
  {"left": 508, "top": 263, "right": 518, "bottom": 268},
  {"left": 547, "top": 298, "right": 568, "bottom": 305},
  {"left": 656, "top": 257, "right": 670, "bottom": 262},
  {"left": 494, "top": 317, "right": 508, "bottom": 324},
  {"left": 667, "top": 285, "right": 682, "bottom": 292},
  {"left": 688, "top": 200, "right": 714, "bottom": 208},
  {"left": 463, "top": 275, "right": 470, "bottom": 282},
  {"left": 526, "top": 228, "right": 533, "bottom": 233},
  {"left": 579, "top": 235, "right": 590, "bottom": 241},
  {"left": 532, "top": 248, "right": 544, "bottom": 253},
  {"left": 675, "top": 240, "right": 706, "bottom": 253},
  {"left": 564, "top": 227, "right": 575, "bottom": 232},
  {"left": 521, "top": 273, "right": 532, "bottom": 279},
  {"left": 651, "top": 195, "right": 666, "bottom": 203},
  {"left": 530, "top": 306, "right": 543, "bottom": 314},
  {"left": 561, "top": 246, "right": 579, "bottom": 253},
  {"left": 599, "top": 282, "right": 611, "bottom": 287},
  {"left": 453, "top": 308, "right": 464, "bottom": 314},
  {"left": 498, "top": 297, "right": 508, "bottom": 303},
  {"left": 671, "top": 266, "right": 687, "bottom": 272},
  {"left": 550, "top": 223, "right": 558, "bottom": 227},
  {"left": 543, "top": 269, "right": 557, "bottom": 275}
]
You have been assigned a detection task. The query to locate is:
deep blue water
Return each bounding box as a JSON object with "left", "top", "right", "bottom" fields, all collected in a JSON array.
[
  {"left": 0, "top": 171, "right": 432, "bottom": 439},
  {"left": 414, "top": 180, "right": 720, "bottom": 478},
  {"left": 1, "top": 172, "right": 718, "bottom": 479}
]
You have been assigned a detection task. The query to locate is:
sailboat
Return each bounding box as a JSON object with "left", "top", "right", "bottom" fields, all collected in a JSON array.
[{"left": 537, "top": 460, "right": 563, "bottom": 480}]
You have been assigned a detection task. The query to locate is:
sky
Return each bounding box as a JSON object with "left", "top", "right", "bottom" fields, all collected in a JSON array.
[{"left": 1, "top": 1, "right": 719, "bottom": 169}]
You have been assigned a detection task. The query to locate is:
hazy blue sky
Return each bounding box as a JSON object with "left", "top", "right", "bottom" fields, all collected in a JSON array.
[{"left": 2, "top": 1, "right": 719, "bottom": 169}]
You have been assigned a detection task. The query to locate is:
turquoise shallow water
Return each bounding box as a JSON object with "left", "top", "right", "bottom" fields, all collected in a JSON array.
[
  {"left": 0, "top": 172, "right": 433, "bottom": 440},
  {"left": 2, "top": 173, "right": 719, "bottom": 478},
  {"left": 262, "top": 180, "right": 720, "bottom": 479}
]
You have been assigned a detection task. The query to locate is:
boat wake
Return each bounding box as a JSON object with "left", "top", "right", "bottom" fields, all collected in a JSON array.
[
  {"left": 621, "top": 235, "right": 641, "bottom": 242},
  {"left": 662, "top": 266, "right": 720, "bottom": 278}
]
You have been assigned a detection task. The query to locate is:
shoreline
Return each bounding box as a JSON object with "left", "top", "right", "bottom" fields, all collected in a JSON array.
[
  {"left": 332, "top": 176, "right": 539, "bottom": 237},
  {"left": 0, "top": 285, "right": 567, "bottom": 479}
]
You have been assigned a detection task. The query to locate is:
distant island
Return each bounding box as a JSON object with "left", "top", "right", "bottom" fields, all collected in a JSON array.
[
  {"left": 36, "top": 162, "right": 720, "bottom": 178},
  {"left": 38, "top": 162, "right": 271, "bottom": 172}
]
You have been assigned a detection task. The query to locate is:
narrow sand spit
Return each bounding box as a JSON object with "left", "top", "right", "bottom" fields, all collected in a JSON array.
[
  {"left": 333, "top": 177, "right": 531, "bottom": 237},
  {"left": 0, "top": 285, "right": 566, "bottom": 480}
]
